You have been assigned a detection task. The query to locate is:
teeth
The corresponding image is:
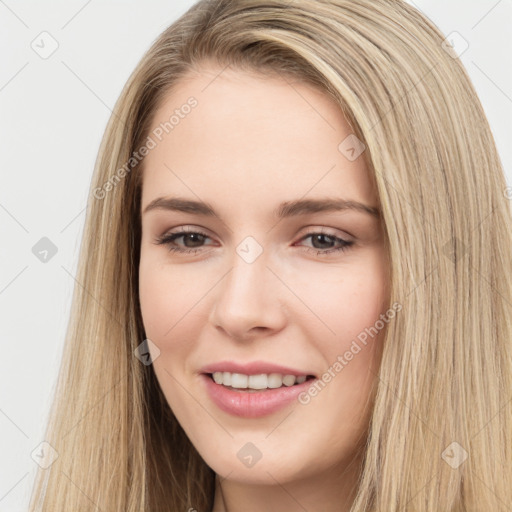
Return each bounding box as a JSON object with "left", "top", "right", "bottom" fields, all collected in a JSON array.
[
  {"left": 248, "top": 374, "right": 267, "bottom": 389},
  {"left": 231, "top": 373, "right": 248, "bottom": 388},
  {"left": 211, "top": 371, "right": 310, "bottom": 389},
  {"left": 267, "top": 373, "right": 283, "bottom": 388}
]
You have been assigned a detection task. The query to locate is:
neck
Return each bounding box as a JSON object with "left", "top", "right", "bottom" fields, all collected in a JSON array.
[{"left": 211, "top": 449, "right": 363, "bottom": 512}]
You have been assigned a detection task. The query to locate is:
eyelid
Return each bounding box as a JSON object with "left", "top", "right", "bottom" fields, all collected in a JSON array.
[
  {"left": 162, "top": 225, "right": 215, "bottom": 238},
  {"left": 159, "top": 225, "right": 353, "bottom": 243},
  {"left": 295, "top": 225, "right": 354, "bottom": 242},
  {"left": 154, "top": 225, "right": 357, "bottom": 260}
]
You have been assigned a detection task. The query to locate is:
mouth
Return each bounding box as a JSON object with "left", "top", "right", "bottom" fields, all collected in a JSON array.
[
  {"left": 201, "top": 371, "right": 318, "bottom": 418},
  {"left": 204, "top": 372, "right": 317, "bottom": 392}
]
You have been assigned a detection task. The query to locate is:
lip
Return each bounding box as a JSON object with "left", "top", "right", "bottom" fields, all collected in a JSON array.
[
  {"left": 200, "top": 373, "right": 318, "bottom": 418},
  {"left": 199, "top": 360, "right": 316, "bottom": 377}
]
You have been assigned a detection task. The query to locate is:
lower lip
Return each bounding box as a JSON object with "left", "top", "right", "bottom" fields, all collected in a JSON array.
[{"left": 201, "top": 374, "right": 317, "bottom": 418}]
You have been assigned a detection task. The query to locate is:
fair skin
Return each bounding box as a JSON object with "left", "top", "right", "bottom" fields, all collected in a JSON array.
[{"left": 139, "top": 63, "right": 390, "bottom": 512}]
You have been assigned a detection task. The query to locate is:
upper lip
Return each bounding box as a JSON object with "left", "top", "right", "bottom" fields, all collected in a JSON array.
[{"left": 200, "top": 360, "right": 317, "bottom": 377}]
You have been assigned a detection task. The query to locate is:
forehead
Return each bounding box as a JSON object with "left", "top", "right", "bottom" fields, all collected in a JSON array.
[{"left": 140, "top": 65, "right": 377, "bottom": 215}]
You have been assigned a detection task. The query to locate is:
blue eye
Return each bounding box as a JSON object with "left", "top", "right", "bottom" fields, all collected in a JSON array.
[{"left": 154, "top": 228, "right": 354, "bottom": 256}]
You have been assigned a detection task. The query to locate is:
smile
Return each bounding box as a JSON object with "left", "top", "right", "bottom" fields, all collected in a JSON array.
[
  {"left": 211, "top": 371, "right": 310, "bottom": 390},
  {"left": 201, "top": 373, "right": 317, "bottom": 418}
]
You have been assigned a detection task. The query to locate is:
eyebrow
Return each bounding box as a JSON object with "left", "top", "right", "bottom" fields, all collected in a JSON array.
[{"left": 143, "top": 196, "right": 381, "bottom": 219}]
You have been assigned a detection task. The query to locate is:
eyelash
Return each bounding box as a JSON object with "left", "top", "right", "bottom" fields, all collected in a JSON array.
[{"left": 153, "top": 227, "right": 354, "bottom": 256}]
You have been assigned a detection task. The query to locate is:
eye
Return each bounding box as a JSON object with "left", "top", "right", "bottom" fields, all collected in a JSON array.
[
  {"left": 153, "top": 227, "right": 354, "bottom": 256},
  {"left": 153, "top": 227, "right": 214, "bottom": 254},
  {"left": 295, "top": 230, "right": 354, "bottom": 256}
]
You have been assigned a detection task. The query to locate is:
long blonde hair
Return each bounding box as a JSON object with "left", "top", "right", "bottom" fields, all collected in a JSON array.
[{"left": 29, "top": 1, "right": 512, "bottom": 510}]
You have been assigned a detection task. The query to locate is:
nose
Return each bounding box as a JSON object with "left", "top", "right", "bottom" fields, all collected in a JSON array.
[{"left": 208, "top": 248, "right": 287, "bottom": 342}]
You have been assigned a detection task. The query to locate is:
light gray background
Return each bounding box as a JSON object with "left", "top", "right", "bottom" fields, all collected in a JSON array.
[{"left": 1, "top": 1, "right": 511, "bottom": 510}]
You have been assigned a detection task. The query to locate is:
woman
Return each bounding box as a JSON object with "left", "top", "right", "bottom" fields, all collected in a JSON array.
[{"left": 29, "top": 0, "right": 512, "bottom": 510}]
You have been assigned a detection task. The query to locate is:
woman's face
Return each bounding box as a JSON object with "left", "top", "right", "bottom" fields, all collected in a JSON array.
[{"left": 139, "top": 64, "right": 390, "bottom": 490}]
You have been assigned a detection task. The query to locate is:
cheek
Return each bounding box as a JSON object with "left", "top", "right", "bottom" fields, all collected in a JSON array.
[
  {"left": 138, "top": 256, "right": 203, "bottom": 340},
  {"left": 295, "top": 252, "right": 389, "bottom": 416},
  {"left": 138, "top": 260, "right": 200, "bottom": 418},
  {"left": 139, "top": 262, "right": 169, "bottom": 337},
  {"left": 138, "top": 258, "right": 211, "bottom": 382},
  {"left": 297, "top": 255, "right": 389, "bottom": 341}
]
